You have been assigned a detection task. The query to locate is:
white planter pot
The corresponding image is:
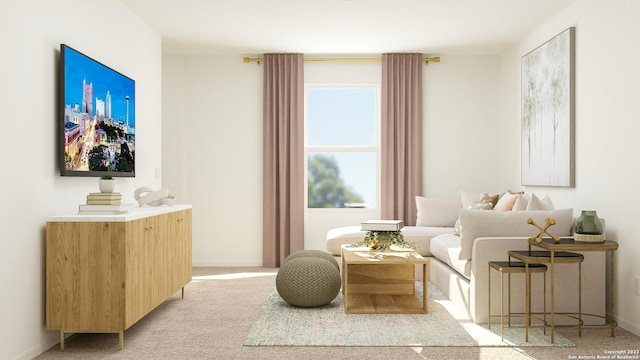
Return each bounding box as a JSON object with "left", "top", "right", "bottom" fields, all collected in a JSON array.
[{"left": 99, "top": 179, "right": 116, "bottom": 193}]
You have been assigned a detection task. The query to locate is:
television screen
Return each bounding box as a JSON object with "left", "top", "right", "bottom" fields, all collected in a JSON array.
[{"left": 59, "top": 44, "right": 135, "bottom": 177}]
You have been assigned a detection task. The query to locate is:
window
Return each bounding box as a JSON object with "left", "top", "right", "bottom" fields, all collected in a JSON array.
[{"left": 305, "top": 85, "right": 379, "bottom": 209}]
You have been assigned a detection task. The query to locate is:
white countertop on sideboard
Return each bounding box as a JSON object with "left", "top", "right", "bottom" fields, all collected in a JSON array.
[{"left": 46, "top": 204, "right": 192, "bottom": 222}]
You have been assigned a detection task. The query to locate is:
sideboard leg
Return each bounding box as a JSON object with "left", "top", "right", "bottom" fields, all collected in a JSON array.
[
  {"left": 182, "top": 287, "right": 185, "bottom": 299},
  {"left": 119, "top": 331, "right": 124, "bottom": 350},
  {"left": 60, "top": 330, "right": 65, "bottom": 350}
]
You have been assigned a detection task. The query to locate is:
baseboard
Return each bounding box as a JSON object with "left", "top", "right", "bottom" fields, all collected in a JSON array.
[
  {"left": 9, "top": 334, "right": 62, "bottom": 360},
  {"left": 617, "top": 318, "right": 640, "bottom": 337}
]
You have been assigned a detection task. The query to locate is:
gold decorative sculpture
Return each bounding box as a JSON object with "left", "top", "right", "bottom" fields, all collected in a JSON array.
[{"left": 527, "top": 217, "right": 561, "bottom": 243}]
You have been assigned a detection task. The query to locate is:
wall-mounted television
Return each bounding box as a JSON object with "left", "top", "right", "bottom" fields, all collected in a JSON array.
[{"left": 59, "top": 44, "right": 135, "bottom": 177}]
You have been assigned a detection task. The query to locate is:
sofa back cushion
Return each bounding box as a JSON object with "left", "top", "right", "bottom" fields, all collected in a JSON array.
[
  {"left": 415, "top": 196, "right": 461, "bottom": 227},
  {"left": 458, "top": 208, "right": 574, "bottom": 260}
]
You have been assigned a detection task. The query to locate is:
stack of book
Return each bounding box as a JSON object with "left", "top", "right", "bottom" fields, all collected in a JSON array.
[
  {"left": 361, "top": 220, "right": 404, "bottom": 231},
  {"left": 87, "top": 192, "right": 122, "bottom": 205},
  {"left": 78, "top": 192, "right": 132, "bottom": 215}
]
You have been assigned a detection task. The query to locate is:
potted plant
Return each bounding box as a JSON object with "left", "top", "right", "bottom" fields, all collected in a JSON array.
[
  {"left": 354, "top": 230, "right": 414, "bottom": 251},
  {"left": 98, "top": 174, "right": 115, "bottom": 193}
]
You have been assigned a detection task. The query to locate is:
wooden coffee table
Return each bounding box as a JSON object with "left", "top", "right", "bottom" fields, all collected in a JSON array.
[{"left": 341, "top": 245, "right": 429, "bottom": 314}]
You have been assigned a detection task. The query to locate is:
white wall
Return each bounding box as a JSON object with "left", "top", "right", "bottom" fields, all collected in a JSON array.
[
  {"left": 423, "top": 55, "right": 502, "bottom": 196},
  {"left": 163, "top": 55, "right": 264, "bottom": 266},
  {"left": 162, "top": 56, "right": 188, "bottom": 203},
  {"left": 499, "top": 0, "right": 640, "bottom": 335},
  {"left": 0, "top": 1, "right": 162, "bottom": 359}
]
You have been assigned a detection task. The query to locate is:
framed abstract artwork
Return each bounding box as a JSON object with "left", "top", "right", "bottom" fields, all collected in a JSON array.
[{"left": 521, "top": 27, "right": 575, "bottom": 187}]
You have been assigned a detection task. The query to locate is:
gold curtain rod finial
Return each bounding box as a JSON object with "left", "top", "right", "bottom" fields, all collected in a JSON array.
[
  {"left": 424, "top": 56, "right": 440, "bottom": 64},
  {"left": 244, "top": 57, "right": 261, "bottom": 65}
]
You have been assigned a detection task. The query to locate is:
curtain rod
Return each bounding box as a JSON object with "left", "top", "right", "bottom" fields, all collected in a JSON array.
[{"left": 243, "top": 56, "right": 440, "bottom": 65}]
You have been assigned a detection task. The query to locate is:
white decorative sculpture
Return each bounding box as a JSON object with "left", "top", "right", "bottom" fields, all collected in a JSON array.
[{"left": 134, "top": 187, "right": 176, "bottom": 206}]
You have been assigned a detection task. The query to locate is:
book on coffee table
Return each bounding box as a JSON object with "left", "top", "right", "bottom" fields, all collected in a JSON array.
[{"left": 361, "top": 220, "right": 404, "bottom": 231}]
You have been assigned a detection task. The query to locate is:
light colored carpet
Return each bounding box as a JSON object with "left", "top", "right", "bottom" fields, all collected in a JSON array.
[
  {"left": 245, "top": 283, "right": 573, "bottom": 347},
  {"left": 35, "top": 267, "right": 640, "bottom": 360}
]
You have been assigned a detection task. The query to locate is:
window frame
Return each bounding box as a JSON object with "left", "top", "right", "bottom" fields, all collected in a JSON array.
[{"left": 304, "top": 83, "right": 381, "bottom": 211}]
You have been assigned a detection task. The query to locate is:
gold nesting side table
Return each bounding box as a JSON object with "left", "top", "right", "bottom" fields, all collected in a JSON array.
[
  {"left": 528, "top": 238, "right": 619, "bottom": 341},
  {"left": 488, "top": 261, "right": 548, "bottom": 342},
  {"left": 509, "top": 249, "right": 585, "bottom": 343}
]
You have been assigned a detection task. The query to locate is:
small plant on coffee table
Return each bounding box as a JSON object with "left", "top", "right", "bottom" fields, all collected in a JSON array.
[{"left": 354, "top": 230, "right": 414, "bottom": 251}]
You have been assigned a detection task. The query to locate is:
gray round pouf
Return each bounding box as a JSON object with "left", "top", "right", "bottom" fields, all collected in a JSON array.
[
  {"left": 283, "top": 249, "right": 340, "bottom": 270},
  {"left": 276, "top": 257, "right": 341, "bottom": 308}
]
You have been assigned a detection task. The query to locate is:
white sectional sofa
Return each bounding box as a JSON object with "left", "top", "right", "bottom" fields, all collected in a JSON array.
[{"left": 326, "top": 193, "right": 606, "bottom": 325}]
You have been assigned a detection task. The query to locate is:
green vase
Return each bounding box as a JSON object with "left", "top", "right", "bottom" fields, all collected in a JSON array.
[{"left": 575, "top": 210, "right": 603, "bottom": 235}]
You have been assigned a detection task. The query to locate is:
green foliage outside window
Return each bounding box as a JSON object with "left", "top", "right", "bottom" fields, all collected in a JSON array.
[{"left": 308, "top": 154, "right": 364, "bottom": 208}]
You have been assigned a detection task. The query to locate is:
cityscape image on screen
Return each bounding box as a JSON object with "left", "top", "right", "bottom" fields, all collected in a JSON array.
[{"left": 60, "top": 44, "right": 135, "bottom": 177}]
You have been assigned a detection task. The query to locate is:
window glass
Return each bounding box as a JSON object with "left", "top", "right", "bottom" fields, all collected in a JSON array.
[
  {"left": 307, "top": 152, "right": 376, "bottom": 208},
  {"left": 307, "top": 87, "right": 376, "bottom": 147},
  {"left": 306, "top": 86, "right": 378, "bottom": 209}
]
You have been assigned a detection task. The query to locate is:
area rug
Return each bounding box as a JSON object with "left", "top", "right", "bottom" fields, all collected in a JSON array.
[{"left": 244, "top": 282, "right": 574, "bottom": 347}]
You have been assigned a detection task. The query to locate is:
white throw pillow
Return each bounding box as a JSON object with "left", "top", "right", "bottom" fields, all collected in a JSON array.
[
  {"left": 526, "top": 194, "right": 555, "bottom": 211},
  {"left": 512, "top": 194, "right": 529, "bottom": 211},
  {"left": 415, "top": 196, "right": 461, "bottom": 227},
  {"left": 458, "top": 208, "right": 574, "bottom": 260}
]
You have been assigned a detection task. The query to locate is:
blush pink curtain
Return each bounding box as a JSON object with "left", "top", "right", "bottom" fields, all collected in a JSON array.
[
  {"left": 381, "top": 53, "right": 423, "bottom": 226},
  {"left": 262, "top": 54, "right": 305, "bottom": 267}
]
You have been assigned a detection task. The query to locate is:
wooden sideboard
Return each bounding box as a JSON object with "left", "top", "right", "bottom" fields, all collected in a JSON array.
[{"left": 45, "top": 205, "right": 192, "bottom": 349}]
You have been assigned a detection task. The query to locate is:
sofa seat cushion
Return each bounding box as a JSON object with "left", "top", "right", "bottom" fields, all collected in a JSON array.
[
  {"left": 429, "top": 234, "right": 471, "bottom": 279},
  {"left": 326, "top": 226, "right": 363, "bottom": 255},
  {"left": 405, "top": 226, "right": 454, "bottom": 256},
  {"left": 326, "top": 225, "right": 453, "bottom": 257}
]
